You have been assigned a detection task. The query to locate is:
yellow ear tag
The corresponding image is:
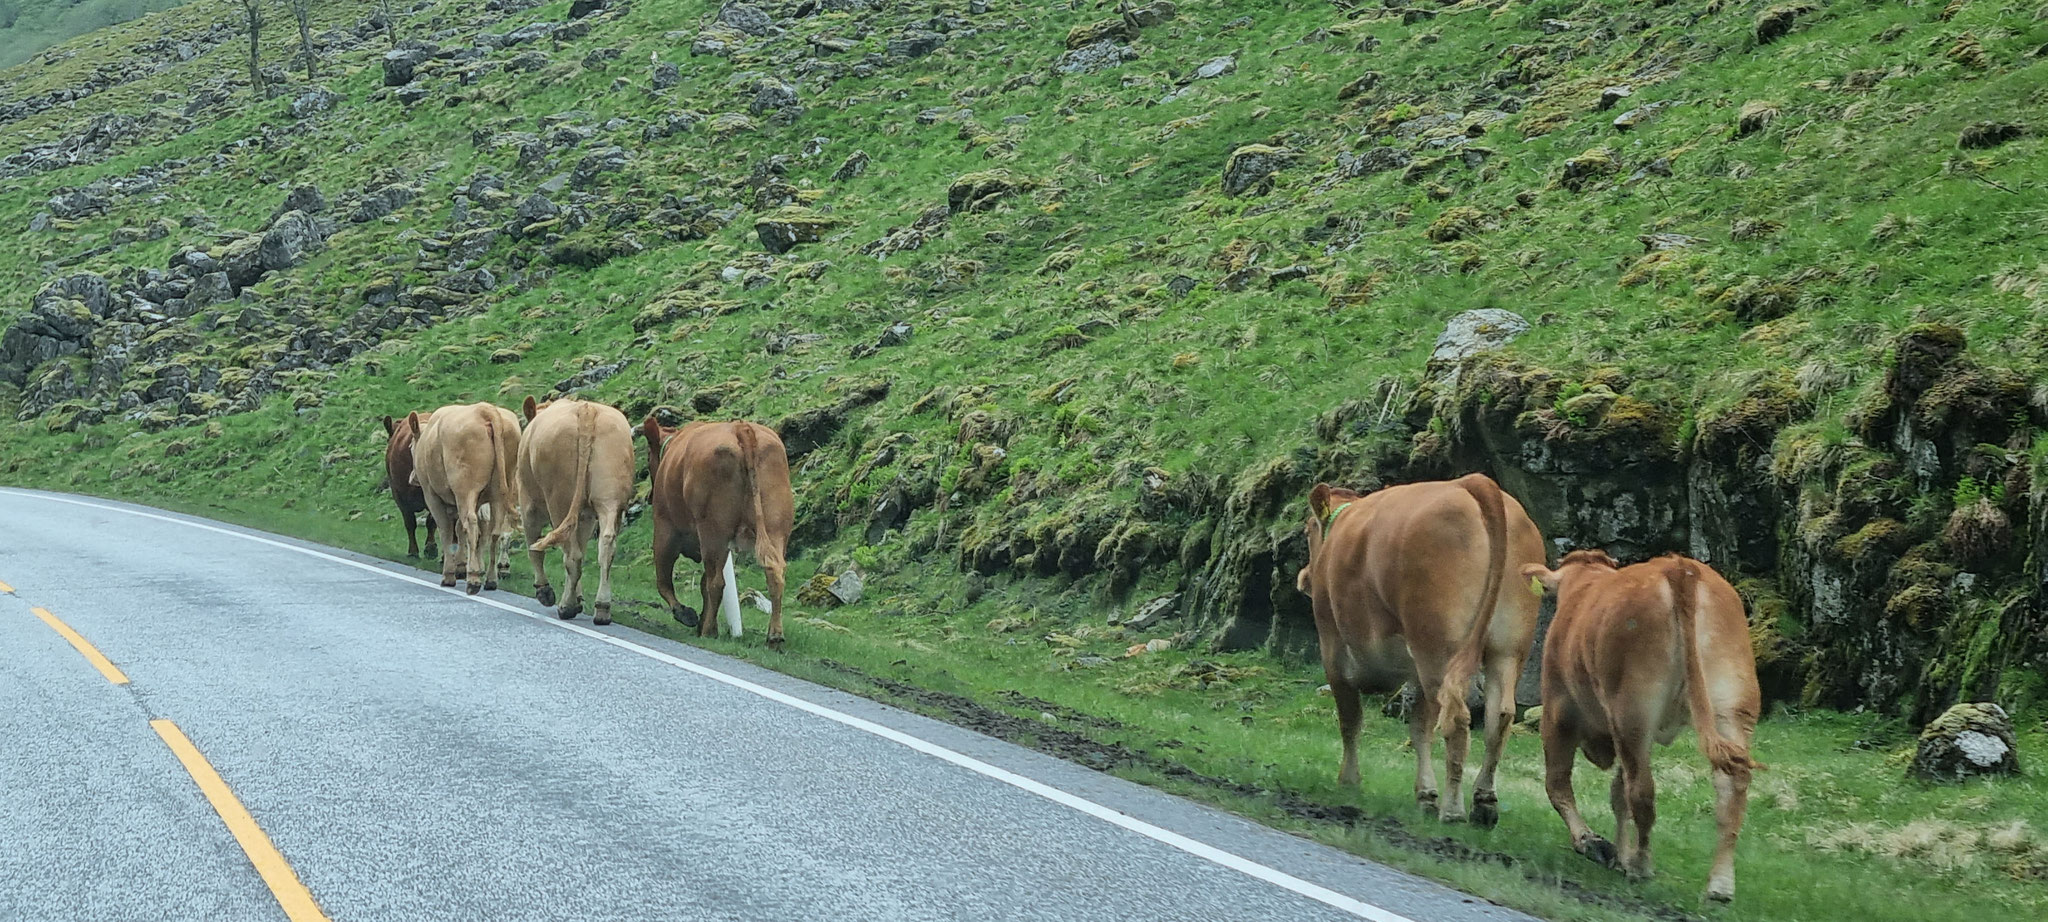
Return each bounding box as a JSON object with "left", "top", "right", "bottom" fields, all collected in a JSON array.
[{"left": 1529, "top": 575, "right": 1546, "bottom": 597}]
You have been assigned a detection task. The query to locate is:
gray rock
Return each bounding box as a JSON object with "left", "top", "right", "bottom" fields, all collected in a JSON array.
[
  {"left": 503, "top": 22, "right": 556, "bottom": 45},
  {"left": 1425, "top": 308, "right": 1529, "bottom": 384},
  {"left": 1335, "top": 146, "right": 1412, "bottom": 179},
  {"left": 877, "top": 322, "right": 913, "bottom": 347},
  {"left": 276, "top": 184, "right": 326, "bottom": 221},
  {"left": 832, "top": 150, "right": 870, "bottom": 181},
  {"left": 289, "top": 87, "right": 342, "bottom": 118},
  {"left": 27, "top": 211, "right": 53, "bottom": 232},
  {"left": 1911, "top": 703, "right": 2021, "bottom": 782},
  {"left": 258, "top": 210, "right": 325, "bottom": 273},
  {"left": 180, "top": 251, "right": 220, "bottom": 275},
  {"left": 1123, "top": 594, "right": 1181, "bottom": 631},
  {"left": 569, "top": 0, "right": 608, "bottom": 18},
  {"left": 383, "top": 48, "right": 430, "bottom": 86},
  {"left": 1598, "top": 85, "right": 1632, "bottom": 111},
  {"left": 720, "top": 4, "right": 775, "bottom": 36},
  {"left": 516, "top": 193, "right": 561, "bottom": 225},
  {"left": 187, "top": 272, "right": 233, "bottom": 308},
  {"left": 46, "top": 188, "right": 110, "bottom": 218},
  {"left": 827, "top": 569, "right": 865, "bottom": 605},
  {"left": 1124, "top": 1, "right": 1177, "bottom": 28},
  {"left": 1055, "top": 40, "right": 1135, "bottom": 75},
  {"left": 652, "top": 60, "right": 680, "bottom": 89},
  {"left": 1193, "top": 55, "right": 1236, "bottom": 80},
  {"left": 887, "top": 31, "right": 946, "bottom": 59},
  {"left": 1221, "top": 145, "right": 1293, "bottom": 197},
  {"left": 570, "top": 147, "right": 628, "bottom": 188},
  {"left": 751, "top": 79, "right": 800, "bottom": 115},
  {"left": 506, "top": 51, "right": 550, "bottom": 73}
]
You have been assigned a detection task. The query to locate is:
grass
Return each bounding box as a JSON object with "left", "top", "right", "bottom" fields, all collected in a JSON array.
[{"left": 3, "top": 0, "right": 2047, "bottom": 918}]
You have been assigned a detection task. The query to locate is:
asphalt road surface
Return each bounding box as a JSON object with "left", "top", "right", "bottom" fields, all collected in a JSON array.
[{"left": 0, "top": 488, "right": 1539, "bottom": 922}]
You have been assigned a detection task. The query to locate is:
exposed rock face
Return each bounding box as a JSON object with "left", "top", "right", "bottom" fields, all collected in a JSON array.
[
  {"left": 1425, "top": 309, "right": 1528, "bottom": 384},
  {"left": 1911, "top": 703, "right": 2021, "bottom": 781},
  {"left": 1222, "top": 145, "right": 1294, "bottom": 197}
]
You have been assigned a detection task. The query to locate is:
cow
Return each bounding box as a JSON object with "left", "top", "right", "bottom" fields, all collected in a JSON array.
[
  {"left": 408, "top": 402, "right": 522, "bottom": 594},
  {"left": 1297, "top": 473, "right": 1546, "bottom": 826},
  {"left": 518, "top": 397, "right": 634, "bottom": 626},
  {"left": 640, "top": 417, "right": 794, "bottom": 648},
  {"left": 1521, "top": 550, "right": 1763, "bottom": 903},
  {"left": 381, "top": 412, "right": 438, "bottom": 558}
]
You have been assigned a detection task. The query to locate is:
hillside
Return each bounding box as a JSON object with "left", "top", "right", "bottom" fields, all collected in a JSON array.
[{"left": 2, "top": 1, "right": 2046, "bottom": 919}]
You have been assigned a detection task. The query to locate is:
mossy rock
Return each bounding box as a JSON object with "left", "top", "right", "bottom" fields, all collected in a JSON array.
[
  {"left": 754, "top": 207, "right": 845, "bottom": 254},
  {"left": 1065, "top": 18, "right": 1135, "bottom": 49},
  {"left": 948, "top": 170, "right": 1031, "bottom": 214},
  {"left": 1558, "top": 148, "right": 1616, "bottom": 191},
  {"left": 1833, "top": 517, "right": 1909, "bottom": 564},
  {"left": 1695, "top": 375, "right": 1805, "bottom": 465},
  {"left": 1425, "top": 206, "right": 1490, "bottom": 242}
]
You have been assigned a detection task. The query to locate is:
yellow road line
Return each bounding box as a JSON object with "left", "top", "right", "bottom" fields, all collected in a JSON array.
[
  {"left": 30, "top": 607, "right": 129, "bottom": 685},
  {"left": 151, "top": 719, "right": 332, "bottom": 922},
  {"left": 0, "top": 580, "right": 14, "bottom": 593}
]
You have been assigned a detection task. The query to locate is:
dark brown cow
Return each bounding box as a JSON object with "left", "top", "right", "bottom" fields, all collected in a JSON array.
[
  {"left": 1523, "top": 550, "right": 1763, "bottom": 902},
  {"left": 1298, "top": 473, "right": 1546, "bottom": 826},
  {"left": 382, "top": 412, "right": 437, "bottom": 558},
  {"left": 641, "top": 418, "right": 795, "bottom": 648}
]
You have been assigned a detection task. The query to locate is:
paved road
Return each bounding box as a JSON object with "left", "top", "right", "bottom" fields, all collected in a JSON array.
[{"left": 0, "top": 488, "right": 1538, "bottom": 922}]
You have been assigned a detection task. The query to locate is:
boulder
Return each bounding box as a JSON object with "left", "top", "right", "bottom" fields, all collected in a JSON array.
[
  {"left": 289, "top": 87, "right": 342, "bottom": 118},
  {"left": 832, "top": 150, "right": 871, "bottom": 181},
  {"left": 569, "top": 0, "right": 608, "bottom": 18},
  {"left": 754, "top": 207, "right": 843, "bottom": 254},
  {"left": 259, "top": 210, "right": 326, "bottom": 273},
  {"left": 751, "top": 79, "right": 800, "bottom": 116},
  {"left": 383, "top": 48, "right": 430, "bottom": 86},
  {"left": 1055, "top": 40, "right": 1135, "bottom": 75},
  {"left": 1221, "top": 144, "right": 1294, "bottom": 197},
  {"left": 1911, "top": 702, "right": 2021, "bottom": 782},
  {"left": 1425, "top": 309, "right": 1529, "bottom": 384},
  {"left": 720, "top": 4, "right": 774, "bottom": 36},
  {"left": 887, "top": 31, "right": 946, "bottom": 59}
]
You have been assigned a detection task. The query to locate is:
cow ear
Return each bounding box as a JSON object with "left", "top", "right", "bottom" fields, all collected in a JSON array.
[
  {"left": 382, "top": 415, "right": 395, "bottom": 436},
  {"left": 1308, "top": 482, "right": 1333, "bottom": 518},
  {"left": 1521, "top": 564, "right": 1561, "bottom": 594},
  {"left": 406, "top": 411, "right": 421, "bottom": 437},
  {"left": 641, "top": 416, "right": 662, "bottom": 443},
  {"left": 523, "top": 396, "right": 538, "bottom": 421}
]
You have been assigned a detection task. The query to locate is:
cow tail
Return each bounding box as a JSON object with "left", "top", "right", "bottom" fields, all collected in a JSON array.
[
  {"left": 733, "top": 422, "right": 764, "bottom": 548},
  {"left": 1436, "top": 474, "right": 1508, "bottom": 738},
  {"left": 484, "top": 406, "right": 517, "bottom": 530},
  {"left": 1670, "top": 562, "right": 1762, "bottom": 777},
  {"left": 531, "top": 407, "right": 592, "bottom": 552}
]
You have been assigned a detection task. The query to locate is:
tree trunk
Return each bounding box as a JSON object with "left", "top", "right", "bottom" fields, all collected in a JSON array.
[
  {"left": 381, "top": 0, "right": 397, "bottom": 47},
  {"left": 244, "top": 6, "right": 263, "bottom": 99},
  {"left": 295, "top": 7, "right": 315, "bottom": 81}
]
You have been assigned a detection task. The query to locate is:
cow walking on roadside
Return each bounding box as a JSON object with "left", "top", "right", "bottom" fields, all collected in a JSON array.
[
  {"left": 382, "top": 412, "right": 437, "bottom": 558},
  {"left": 1297, "top": 473, "right": 1547, "bottom": 826},
  {"left": 519, "top": 397, "right": 634, "bottom": 626},
  {"left": 409, "top": 402, "right": 521, "bottom": 594},
  {"left": 641, "top": 417, "right": 794, "bottom": 648},
  {"left": 1523, "top": 550, "right": 1764, "bottom": 903}
]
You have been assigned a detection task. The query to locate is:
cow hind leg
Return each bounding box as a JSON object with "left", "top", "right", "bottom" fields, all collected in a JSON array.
[
  {"left": 1706, "top": 766, "right": 1749, "bottom": 902},
  {"left": 1413, "top": 658, "right": 1466, "bottom": 822},
  {"left": 1545, "top": 710, "right": 1615, "bottom": 868},
  {"left": 696, "top": 533, "right": 732, "bottom": 639},
  {"left": 423, "top": 513, "right": 439, "bottom": 560},
  {"left": 592, "top": 509, "right": 621, "bottom": 627},
  {"left": 1329, "top": 677, "right": 1364, "bottom": 788},
  {"left": 479, "top": 503, "right": 502, "bottom": 592},
  {"left": 1407, "top": 689, "right": 1441, "bottom": 815},
  {"left": 424, "top": 493, "right": 460, "bottom": 587},
  {"left": 654, "top": 525, "right": 697, "bottom": 628},
  {"left": 402, "top": 508, "right": 421, "bottom": 558},
  {"left": 1614, "top": 733, "right": 1657, "bottom": 881},
  {"left": 1468, "top": 650, "right": 1518, "bottom": 828},
  {"left": 560, "top": 519, "right": 587, "bottom": 622},
  {"left": 524, "top": 498, "right": 555, "bottom": 609},
  {"left": 758, "top": 534, "right": 788, "bottom": 650}
]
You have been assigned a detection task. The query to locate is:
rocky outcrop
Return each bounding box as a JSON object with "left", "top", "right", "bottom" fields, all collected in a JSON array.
[{"left": 1911, "top": 703, "right": 2021, "bottom": 781}]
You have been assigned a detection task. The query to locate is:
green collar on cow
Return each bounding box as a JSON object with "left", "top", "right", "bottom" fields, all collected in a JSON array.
[{"left": 1322, "top": 501, "right": 1354, "bottom": 537}]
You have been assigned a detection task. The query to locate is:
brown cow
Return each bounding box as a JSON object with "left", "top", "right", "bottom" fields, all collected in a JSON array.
[
  {"left": 1522, "top": 550, "right": 1763, "bottom": 902},
  {"left": 409, "top": 402, "right": 522, "bottom": 594},
  {"left": 1298, "top": 473, "right": 1546, "bottom": 826},
  {"left": 519, "top": 397, "right": 634, "bottom": 626},
  {"left": 641, "top": 417, "right": 794, "bottom": 648},
  {"left": 382, "top": 412, "right": 438, "bottom": 558}
]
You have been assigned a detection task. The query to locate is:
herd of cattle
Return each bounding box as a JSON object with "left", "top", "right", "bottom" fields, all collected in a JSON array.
[
  {"left": 377, "top": 402, "right": 1758, "bottom": 901},
  {"left": 380, "top": 398, "right": 793, "bottom": 647}
]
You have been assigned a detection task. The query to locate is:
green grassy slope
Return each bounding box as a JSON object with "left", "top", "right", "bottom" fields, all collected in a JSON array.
[{"left": 2, "top": 1, "right": 2046, "bottom": 919}]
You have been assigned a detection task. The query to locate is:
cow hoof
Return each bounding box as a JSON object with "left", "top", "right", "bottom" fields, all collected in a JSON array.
[
  {"left": 1704, "top": 887, "right": 1733, "bottom": 904},
  {"left": 483, "top": 580, "right": 498, "bottom": 592},
  {"left": 1416, "top": 790, "right": 1439, "bottom": 813},
  {"left": 1470, "top": 796, "right": 1499, "bottom": 829},
  {"left": 466, "top": 581, "right": 482, "bottom": 596},
  {"left": 593, "top": 606, "right": 612, "bottom": 627},
  {"left": 536, "top": 585, "right": 557, "bottom": 607},
  {"left": 672, "top": 605, "right": 700, "bottom": 628},
  {"left": 1577, "top": 836, "right": 1619, "bottom": 869},
  {"left": 1438, "top": 806, "right": 1467, "bottom": 824},
  {"left": 556, "top": 607, "right": 577, "bottom": 621},
  {"left": 767, "top": 633, "right": 785, "bottom": 651},
  {"left": 441, "top": 576, "right": 458, "bottom": 588}
]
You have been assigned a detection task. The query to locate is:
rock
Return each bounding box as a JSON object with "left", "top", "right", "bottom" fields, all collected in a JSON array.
[
  {"left": 351, "top": 183, "right": 420, "bottom": 223},
  {"left": 1611, "top": 100, "right": 1674, "bottom": 131},
  {"left": 1735, "top": 100, "right": 1778, "bottom": 137},
  {"left": 1753, "top": 3, "right": 1815, "bottom": 46},
  {"left": 289, "top": 87, "right": 341, "bottom": 118},
  {"left": 27, "top": 212, "right": 53, "bottom": 232},
  {"left": 1337, "top": 71, "right": 1381, "bottom": 100},
  {"left": 1559, "top": 147, "right": 1616, "bottom": 191},
  {"left": 568, "top": 0, "right": 607, "bottom": 18},
  {"left": 1192, "top": 55, "right": 1236, "bottom": 80},
  {"left": 1639, "top": 233, "right": 1704, "bottom": 252},
  {"left": 887, "top": 31, "right": 946, "bottom": 59},
  {"left": 652, "top": 60, "right": 680, "bottom": 89},
  {"left": 259, "top": 210, "right": 325, "bottom": 272},
  {"left": 1055, "top": 40, "right": 1135, "bottom": 75},
  {"left": 506, "top": 51, "right": 551, "bottom": 73},
  {"left": 877, "top": 322, "right": 913, "bottom": 347},
  {"left": 1066, "top": 19, "right": 1135, "bottom": 50},
  {"left": 1123, "top": 1, "right": 1177, "bottom": 28},
  {"left": 1124, "top": 594, "right": 1180, "bottom": 631},
  {"left": 719, "top": 4, "right": 774, "bottom": 37},
  {"left": 827, "top": 569, "right": 864, "bottom": 605},
  {"left": 570, "top": 147, "right": 628, "bottom": 188},
  {"left": 1167, "top": 275, "right": 1198, "bottom": 297},
  {"left": 1335, "top": 146, "right": 1412, "bottom": 179},
  {"left": 751, "top": 79, "right": 800, "bottom": 116},
  {"left": 1597, "top": 85, "right": 1632, "bottom": 111},
  {"left": 1911, "top": 703, "right": 2021, "bottom": 781},
  {"left": 395, "top": 85, "right": 432, "bottom": 106},
  {"left": 383, "top": 48, "right": 430, "bottom": 86},
  {"left": 754, "top": 207, "right": 843, "bottom": 254},
  {"left": 1425, "top": 309, "right": 1529, "bottom": 383},
  {"left": 833, "top": 150, "right": 871, "bottom": 181},
  {"left": 503, "top": 22, "right": 556, "bottom": 45},
  {"left": 947, "top": 170, "right": 1024, "bottom": 213},
  {"left": 1958, "top": 121, "right": 2024, "bottom": 149},
  {"left": 274, "top": 184, "right": 326, "bottom": 222},
  {"left": 692, "top": 26, "right": 747, "bottom": 57},
  {"left": 1222, "top": 144, "right": 1294, "bottom": 197},
  {"left": 187, "top": 272, "right": 233, "bottom": 308},
  {"left": 46, "top": 188, "right": 110, "bottom": 219}
]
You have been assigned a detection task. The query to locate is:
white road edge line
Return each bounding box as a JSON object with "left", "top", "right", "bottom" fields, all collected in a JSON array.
[{"left": 7, "top": 489, "right": 1419, "bottom": 922}]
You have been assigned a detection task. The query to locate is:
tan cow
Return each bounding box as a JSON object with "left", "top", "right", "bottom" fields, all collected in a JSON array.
[
  {"left": 1522, "top": 550, "right": 1763, "bottom": 902},
  {"left": 641, "top": 417, "right": 794, "bottom": 648},
  {"left": 519, "top": 396, "right": 634, "bottom": 626},
  {"left": 409, "top": 402, "right": 522, "bottom": 594},
  {"left": 1298, "top": 473, "right": 1546, "bottom": 826},
  {"left": 382, "top": 411, "right": 437, "bottom": 558}
]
